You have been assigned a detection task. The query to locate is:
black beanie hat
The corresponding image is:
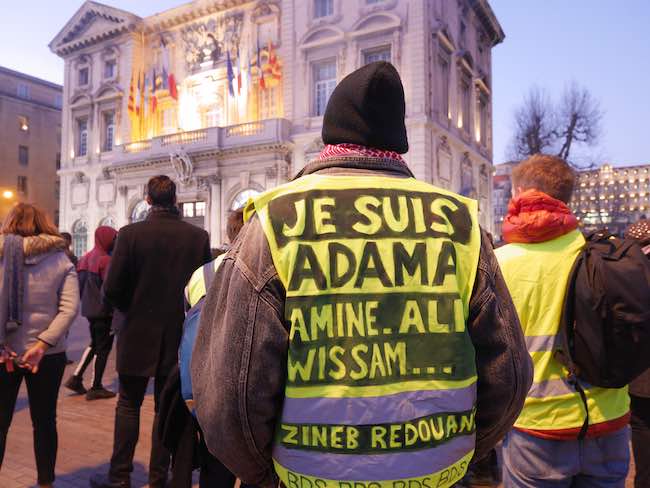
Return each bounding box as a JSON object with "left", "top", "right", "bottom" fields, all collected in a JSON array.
[{"left": 322, "top": 61, "right": 408, "bottom": 154}]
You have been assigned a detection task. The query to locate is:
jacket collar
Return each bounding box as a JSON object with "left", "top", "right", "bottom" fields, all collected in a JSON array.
[
  {"left": 0, "top": 234, "right": 66, "bottom": 259},
  {"left": 146, "top": 206, "right": 181, "bottom": 221},
  {"left": 296, "top": 155, "right": 414, "bottom": 180}
]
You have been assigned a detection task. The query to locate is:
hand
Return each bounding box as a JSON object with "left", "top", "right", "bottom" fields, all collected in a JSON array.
[
  {"left": 0, "top": 345, "right": 17, "bottom": 373},
  {"left": 20, "top": 340, "right": 49, "bottom": 373}
]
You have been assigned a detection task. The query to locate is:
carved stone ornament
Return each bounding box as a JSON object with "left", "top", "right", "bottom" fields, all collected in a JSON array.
[
  {"left": 170, "top": 150, "right": 194, "bottom": 185},
  {"left": 181, "top": 13, "right": 244, "bottom": 73}
]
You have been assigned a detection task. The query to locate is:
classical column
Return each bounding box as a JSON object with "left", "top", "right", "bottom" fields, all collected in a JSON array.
[{"left": 208, "top": 176, "right": 222, "bottom": 248}]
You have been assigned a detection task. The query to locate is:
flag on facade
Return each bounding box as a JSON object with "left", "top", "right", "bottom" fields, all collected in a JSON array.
[
  {"left": 127, "top": 73, "right": 136, "bottom": 114},
  {"left": 264, "top": 41, "right": 282, "bottom": 88},
  {"left": 161, "top": 37, "right": 178, "bottom": 99},
  {"left": 257, "top": 37, "right": 266, "bottom": 90},
  {"left": 135, "top": 71, "right": 142, "bottom": 116},
  {"left": 151, "top": 68, "right": 158, "bottom": 113},
  {"left": 226, "top": 49, "right": 236, "bottom": 97},
  {"left": 237, "top": 46, "right": 243, "bottom": 95},
  {"left": 247, "top": 43, "right": 253, "bottom": 90}
]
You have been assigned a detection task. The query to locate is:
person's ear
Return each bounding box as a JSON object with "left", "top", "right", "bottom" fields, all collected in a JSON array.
[{"left": 145, "top": 195, "right": 152, "bottom": 205}]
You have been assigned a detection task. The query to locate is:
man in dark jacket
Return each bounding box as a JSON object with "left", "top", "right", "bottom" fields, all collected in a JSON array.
[
  {"left": 191, "top": 62, "right": 532, "bottom": 488},
  {"left": 91, "top": 175, "right": 211, "bottom": 488},
  {"left": 64, "top": 225, "right": 117, "bottom": 400}
]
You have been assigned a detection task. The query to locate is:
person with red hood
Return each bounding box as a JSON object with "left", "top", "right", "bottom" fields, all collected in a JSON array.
[
  {"left": 64, "top": 225, "right": 118, "bottom": 401},
  {"left": 495, "top": 154, "right": 630, "bottom": 487}
]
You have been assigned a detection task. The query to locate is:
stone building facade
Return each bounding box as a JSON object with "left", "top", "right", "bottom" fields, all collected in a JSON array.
[
  {"left": 571, "top": 163, "right": 650, "bottom": 236},
  {"left": 51, "top": 0, "right": 504, "bottom": 254},
  {"left": 0, "top": 66, "right": 62, "bottom": 223}
]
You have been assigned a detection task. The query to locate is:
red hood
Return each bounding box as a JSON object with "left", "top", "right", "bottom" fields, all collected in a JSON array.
[
  {"left": 503, "top": 190, "right": 578, "bottom": 244},
  {"left": 77, "top": 226, "right": 117, "bottom": 279}
]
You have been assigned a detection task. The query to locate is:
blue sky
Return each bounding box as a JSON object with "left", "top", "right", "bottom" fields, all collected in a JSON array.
[{"left": 1, "top": 0, "right": 647, "bottom": 166}]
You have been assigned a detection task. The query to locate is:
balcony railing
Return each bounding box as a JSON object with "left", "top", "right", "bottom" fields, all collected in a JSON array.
[{"left": 114, "top": 119, "right": 291, "bottom": 160}]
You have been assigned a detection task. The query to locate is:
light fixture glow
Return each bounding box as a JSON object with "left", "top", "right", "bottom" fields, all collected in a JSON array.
[{"left": 2, "top": 190, "right": 14, "bottom": 199}]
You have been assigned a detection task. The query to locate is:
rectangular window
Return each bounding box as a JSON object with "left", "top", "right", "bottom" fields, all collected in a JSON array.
[
  {"left": 367, "top": 0, "right": 382, "bottom": 3},
  {"left": 260, "top": 86, "right": 279, "bottom": 119},
  {"left": 103, "top": 112, "right": 115, "bottom": 152},
  {"left": 54, "top": 94, "right": 63, "bottom": 108},
  {"left": 459, "top": 74, "right": 471, "bottom": 134},
  {"left": 77, "top": 118, "right": 88, "bottom": 156},
  {"left": 56, "top": 152, "right": 61, "bottom": 170},
  {"left": 313, "top": 60, "right": 336, "bottom": 116},
  {"left": 478, "top": 93, "right": 488, "bottom": 146},
  {"left": 18, "top": 145, "right": 28, "bottom": 166},
  {"left": 18, "top": 115, "right": 29, "bottom": 132},
  {"left": 314, "top": 0, "right": 333, "bottom": 18},
  {"left": 17, "top": 176, "right": 27, "bottom": 195},
  {"left": 438, "top": 54, "right": 450, "bottom": 120},
  {"left": 363, "top": 46, "right": 391, "bottom": 65},
  {"left": 78, "top": 67, "right": 89, "bottom": 86},
  {"left": 195, "top": 201, "right": 206, "bottom": 217},
  {"left": 17, "top": 83, "right": 30, "bottom": 99},
  {"left": 104, "top": 60, "right": 116, "bottom": 79}
]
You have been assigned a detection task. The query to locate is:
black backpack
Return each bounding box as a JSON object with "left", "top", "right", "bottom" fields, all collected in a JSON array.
[{"left": 557, "top": 231, "right": 650, "bottom": 390}]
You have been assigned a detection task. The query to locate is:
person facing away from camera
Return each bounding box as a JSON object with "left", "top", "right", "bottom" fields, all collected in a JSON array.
[
  {"left": 0, "top": 203, "right": 79, "bottom": 488},
  {"left": 90, "top": 175, "right": 211, "bottom": 488},
  {"left": 496, "top": 154, "right": 631, "bottom": 487},
  {"left": 191, "top": 61, "right": 532, "bottom": 488}
]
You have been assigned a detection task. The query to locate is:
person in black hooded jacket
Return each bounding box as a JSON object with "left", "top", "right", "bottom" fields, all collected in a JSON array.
[{"left": 64, "top": 225, "right": 118, "bottom": 400}]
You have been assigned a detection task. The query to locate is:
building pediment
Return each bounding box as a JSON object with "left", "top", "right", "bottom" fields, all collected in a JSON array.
[{"left": 49, "top": 1, "right": 141, "bottom": 56}]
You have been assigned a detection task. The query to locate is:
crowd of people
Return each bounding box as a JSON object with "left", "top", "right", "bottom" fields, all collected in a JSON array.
[{"left": 0, "top": 61, "right": 649, "bottom": 488}]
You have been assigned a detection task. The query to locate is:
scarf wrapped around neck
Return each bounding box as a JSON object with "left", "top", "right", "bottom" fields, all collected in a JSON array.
[
  {"left": 503, "top": 190, "right": 578, "bottom": 244},
  {"left": 1, "top": 234, "right": 24, "bottom": 333}
]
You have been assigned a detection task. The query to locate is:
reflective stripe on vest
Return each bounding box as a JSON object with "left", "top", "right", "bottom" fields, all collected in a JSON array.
[
  {"left": 495, "top": 230, "right": 629, "bottom": 431},
  {"left": 246, "top": 174, "right": 481, "bottom": 487}
]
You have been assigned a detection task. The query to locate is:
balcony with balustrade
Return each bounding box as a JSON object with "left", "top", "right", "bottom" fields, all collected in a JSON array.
[{"left": 112, "top": 118, "right": 292, "bottom": 163}]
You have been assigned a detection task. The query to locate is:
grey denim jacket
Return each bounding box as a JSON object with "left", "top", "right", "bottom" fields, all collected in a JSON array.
[{"left": 191, "top": 158, "right": 533, "bottom": 487}]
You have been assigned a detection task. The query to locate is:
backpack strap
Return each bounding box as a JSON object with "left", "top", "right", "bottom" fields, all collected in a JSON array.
[{"left": 569, "top": 376, "right": 590, "bottom": 440}]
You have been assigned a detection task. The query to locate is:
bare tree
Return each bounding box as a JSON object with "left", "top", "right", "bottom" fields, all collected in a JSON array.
[
  {"left": 512, "top": 87, "right": 555, "bottom": 158},
  {"left": 510, "top": 83, "right": 603, "bottom": 167},
  {"left": 555, "top": 83, "right": 602, "bottom": 161}
]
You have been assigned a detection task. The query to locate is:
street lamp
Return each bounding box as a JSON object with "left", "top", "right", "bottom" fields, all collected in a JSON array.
[{"left": 2, "top": 190, "right": 14, "bottom": 199}]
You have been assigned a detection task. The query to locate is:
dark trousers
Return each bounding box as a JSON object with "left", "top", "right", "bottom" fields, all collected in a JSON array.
[
  {"left": 631, "top": 395, "right": 650, "bottom": 488},
  {"left": 198, "top": 436, "right": 236, "bottom": 488},
  {"left": 0, "top": 352, "right": 66, "bottom": 485},
  {"left": 109, "top": 374, "right": 170, "bottom": 487},
  {"left": 74, "top": 318, "right": 114, "bottom": 388}
]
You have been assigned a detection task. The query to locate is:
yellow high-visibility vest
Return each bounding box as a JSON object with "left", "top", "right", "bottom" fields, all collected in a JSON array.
[
  {"left": 496, "top": 230, "right": 629, "bottom": 431},
  {"left": 245, "top": 173, "right": 482, "bottom": 488}
]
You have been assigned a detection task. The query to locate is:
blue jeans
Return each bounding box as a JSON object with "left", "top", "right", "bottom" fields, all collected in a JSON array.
[{"left": 502, "top": 427, "right": 630, "bottom": 488}]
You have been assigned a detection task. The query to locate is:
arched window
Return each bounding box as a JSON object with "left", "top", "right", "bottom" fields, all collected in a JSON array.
[
  {"left": 72, "top": 219, "right": 88, "bottom": 257},
  {"left": 130, "top": 200, "right": 150, "bottom": 223},
  {"left": 99, "top": 216, "right": 116, "bottom": 228},
  {"left": 231, "top": 189, "right": 260, "bottom": 211}
]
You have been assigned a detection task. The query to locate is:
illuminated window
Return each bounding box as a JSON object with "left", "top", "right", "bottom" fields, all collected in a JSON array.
[
  {"left": 18, "top": 116, "right": 29, "bottom": 132},
  {"left": 231, "top": 189, "right": 260, "bottom": 210},
  {"left": 130, "top": 200, "right": 150, "bottom": 223},
  {"left": 72, "top": 220, "right": 88, "bottom": 256},
  {"left": 77, "top": 118, "right": 88, "bottom": 156},
  {"left": 477, "top": 92, "right": 488, "bottom": 146},
  {"left": 363, "top": 46, "right": 391, "bottom": 65},
  {"left": 314, "top": 0, "right": 333, "bottom": 17},
  {"left": 182, "top": 201, "right": 206, "bottom": 218},
  {"left": 313, "top": 60, "right": 336, "bottom": 116},
  {"left": 103, "top": 112, "right": 115, "bottom": 152},
  {"left": 438, "top": 48, "right": 451, "bottom": 121},
  {"left": 459, "top": 73, "right": 471, "bottom": 134}
]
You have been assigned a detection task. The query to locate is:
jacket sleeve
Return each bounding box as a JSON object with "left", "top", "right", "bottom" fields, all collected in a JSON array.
[
  {"left": 102, "top": 231, "right": 132, "bottom": 312},
  {"left": 202, "top": 232, "right": 212, "bottom": 264},
  {"left": 37, "top": 258, "right": 80, "bottom": 347},
  {"left": 467, "top": 230, "right": 533, "bottom": 461},
  {"left": 191, "top": 217, "right": 286, "bottom": 488}
]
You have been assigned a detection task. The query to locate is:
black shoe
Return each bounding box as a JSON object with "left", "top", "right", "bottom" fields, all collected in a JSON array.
[
  {"left": 64, "top": 375, "right": 86, "bottom": 395},
  {"left": 86, "top": 387, "right": 117, "bottom": 401},
  {"left": 89, "top": 473, "right": 130, "bottom": 488}
]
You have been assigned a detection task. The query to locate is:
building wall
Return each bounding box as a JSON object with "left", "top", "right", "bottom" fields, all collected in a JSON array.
[
  {"left": 571, "top": 163, "right": 650, "bottom": 236},
  {"left": 0, "top": 67, "right": 62, "bottom": 223},
  {"left": 52, "top": 0, "right": 503, "bottom": 254}
]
